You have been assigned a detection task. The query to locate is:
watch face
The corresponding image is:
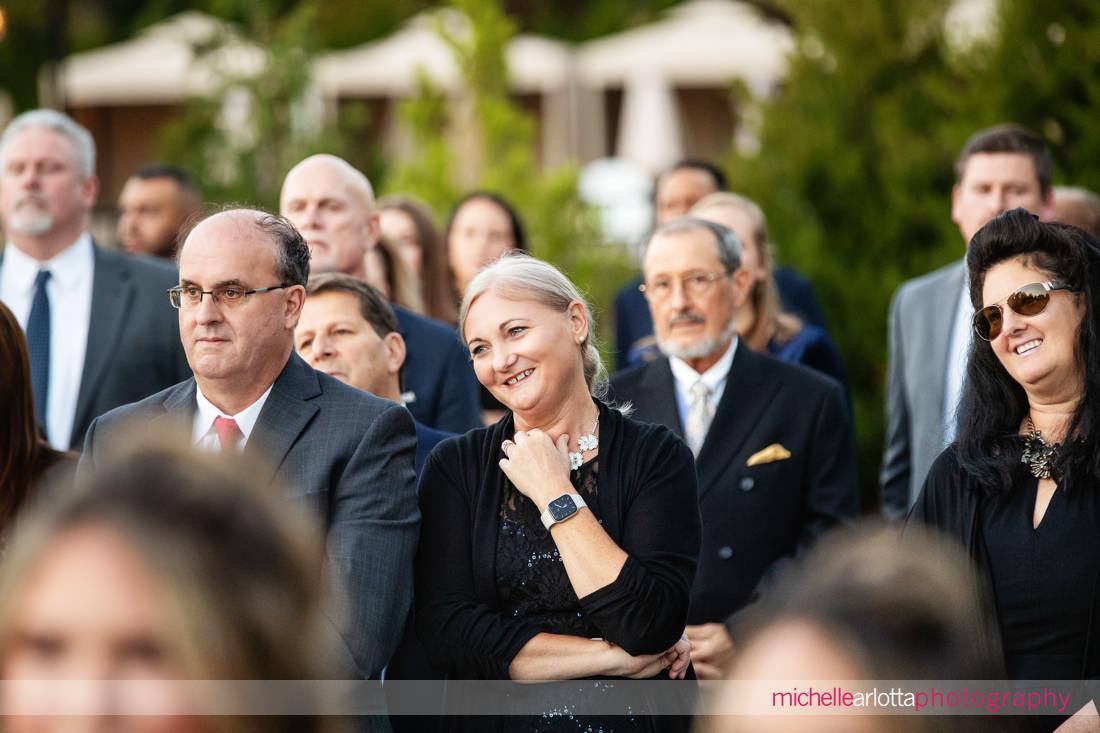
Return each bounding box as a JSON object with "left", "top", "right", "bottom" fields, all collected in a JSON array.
[{"left": 548, "top": 495, "right": 578, "bottom": 521}]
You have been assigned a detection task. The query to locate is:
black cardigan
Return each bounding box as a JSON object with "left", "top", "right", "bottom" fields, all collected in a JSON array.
[{"left": 414, "top": 399, "right": 702, "bottom": 680}]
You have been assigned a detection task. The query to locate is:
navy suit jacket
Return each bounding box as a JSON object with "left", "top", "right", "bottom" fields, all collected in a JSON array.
[
  {"left": 80, "top": 353, "right": 420, "bottom": 679},
  {"left": 610, "top": 346, "right": 858, "bottom": 625},
  {"left": 414, "top": 420, "right": 452, "bottom": 477},
  {"left": 0, "top": 243, "right": 191, "bottom": 449},
  {"left": 394, "top": 305, "right": 480, "bottom": 433}
]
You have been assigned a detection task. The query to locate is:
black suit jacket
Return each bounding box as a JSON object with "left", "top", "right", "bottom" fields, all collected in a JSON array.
[
  {"left": 610, "top": 346, "right": 858, "bottom": 625},
  {"left": 0, "top": 243, "right": 191, "bottom": 449},
  {"left": 394, "top": 305, "right": 480, "bottom": 433},
  {"left": 80, "top": 353, "right": 420, "bottom": 680}
]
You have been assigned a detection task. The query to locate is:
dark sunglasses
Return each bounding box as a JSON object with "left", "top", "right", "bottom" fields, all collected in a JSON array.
[{"left": 972, "top": 281, "right": 1077, "bottom": 341}]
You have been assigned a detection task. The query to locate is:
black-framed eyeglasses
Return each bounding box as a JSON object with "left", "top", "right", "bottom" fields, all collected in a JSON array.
[
  {"left": 639, "top": 271, "right": 730, "bottom": 301},
  {"left": 167, "top": 284, "right": 292, "bottom": 309},
  {"left": 972, "top": 281, "right": 1077, "bottom": 341}
]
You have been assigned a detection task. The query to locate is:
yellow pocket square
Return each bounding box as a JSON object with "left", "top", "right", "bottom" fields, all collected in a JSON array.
[{"left": 746, "top": 443, "right": 792, "bottom": 467}]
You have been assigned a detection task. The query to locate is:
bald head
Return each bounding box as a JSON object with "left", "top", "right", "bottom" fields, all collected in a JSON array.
[
  {"left": 280, "top": 154, "right": 379, "bottom": 278},
  {"left": 1053, "top": 185, "right": 1100, "bottom": 238}
]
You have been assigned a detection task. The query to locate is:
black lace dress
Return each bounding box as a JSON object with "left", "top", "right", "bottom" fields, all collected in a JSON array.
[{"left": 495, "top": 458, "right": 651, "bottom": 733}]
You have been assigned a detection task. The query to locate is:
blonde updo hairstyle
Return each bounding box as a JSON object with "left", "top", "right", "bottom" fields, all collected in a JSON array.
[{"left": 459, "top": 251, "right": 607, "bottom": 399}]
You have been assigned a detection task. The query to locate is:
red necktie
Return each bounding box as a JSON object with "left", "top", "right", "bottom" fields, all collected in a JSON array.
[{"left": 213, "top": 416, "right": 243, "bottom": 453}]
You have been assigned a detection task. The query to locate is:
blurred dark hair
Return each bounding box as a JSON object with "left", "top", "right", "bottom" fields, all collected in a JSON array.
[
  {"left": 658, "top": 159, "right": 728, "bottom": 193},
  {"left": 957, "top": 208, "right": 1100, "bottom": 493},
  {"left": 955, "top": 123, "right": 1052, "bottom": 194},
  {"left": 257, "top": 212, "right": 311, "bottom": 287},
  {"left": 379, "top": 196, "right": 458, "bottom": 324},
  {"left": 738, "top": 522, "right": 1000, "bottom": 681},
  {"left": 130, "top": 163, "right": 201, "bottom": 198},
  {"left": 0, "top": 303, "right": 64, "bottom": 534},
  {"left": 444, "top": 191, "right": 528, "bottom": 253}
]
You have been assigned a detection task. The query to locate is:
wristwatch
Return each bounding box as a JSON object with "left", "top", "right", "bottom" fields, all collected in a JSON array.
[{"left": 540, "top": 493, "right": 588, "bottom": 531}]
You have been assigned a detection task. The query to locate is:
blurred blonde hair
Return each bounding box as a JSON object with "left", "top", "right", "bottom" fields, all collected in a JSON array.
[
  {"left": 0, "top": 431, "right": 333, "bottom": 733},
  {"left": 691, "top": 192, "right": 802, "bottom": 351}
]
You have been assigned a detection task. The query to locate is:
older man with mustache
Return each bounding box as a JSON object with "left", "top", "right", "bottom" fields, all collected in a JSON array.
[
  {"left": 610, "top": 217, "right": 858, "bottom": 679},
  {"left": 0, "top": 110, "right": 189, "bottom": 449}
]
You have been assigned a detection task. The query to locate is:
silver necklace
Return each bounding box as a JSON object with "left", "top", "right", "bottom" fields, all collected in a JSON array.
[
  {"left": 569, "top": 414, "right": 599, "bottom": 470},
  {"left": 1022, "top": 416, "right": 1060, "bottom": 480}
]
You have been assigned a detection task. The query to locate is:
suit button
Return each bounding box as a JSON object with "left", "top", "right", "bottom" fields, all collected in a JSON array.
[
  {"left": 739, "top": 477, "right": 755, "bottom": 491},
  {"left": 718, "top": 546, "right": 733, "bottom": 560}
]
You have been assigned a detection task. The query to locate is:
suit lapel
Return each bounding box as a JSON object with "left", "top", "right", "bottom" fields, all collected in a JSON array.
[
  {"left": 73, "top": 246, "right": 136, "bottom": 444},
  {"left": 157, "top": 379, "right": 198, "bottom": 431},
  {"left": 695, "top": 346, "right": 782, "bottom": 497},
  {"left": 247, "top": 354, "right": 320, "bottom": 482},
  {"left": 633, "top": 359, "right": 685, "bottom": 438},
  {"left": 924, "top": 261, "right": 966, "bottom": 405}
]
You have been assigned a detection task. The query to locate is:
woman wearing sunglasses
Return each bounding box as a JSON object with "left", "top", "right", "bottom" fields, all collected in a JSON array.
[{"left": 909, "top": 207, "right": 1100, "bottom": 732}]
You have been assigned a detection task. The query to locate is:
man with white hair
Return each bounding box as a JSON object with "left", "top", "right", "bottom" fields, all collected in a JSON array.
[
  {"left": 611, "top": 216, "right": 857, "bottom": 679},
  {"left": 280, "top": 154, "right": 480, "bottom": 433},
  {"left": 0, "top": 109, "right": 189, "bottom": 449}
]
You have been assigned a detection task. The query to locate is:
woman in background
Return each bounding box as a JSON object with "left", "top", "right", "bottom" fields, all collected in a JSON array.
[
  {"left": 444, "top": 191, "right": 528, "bottom": 302},
  {"left": 0, "top": 302, "right": 67, "bottom": 538},
  {"left": 365, "top": 233, "right": 426, "bottom": 316},
  {"left": 691, "top": 192, "right": 848, "bottom": 395},
  {"left": 445, "top": 192, "right": 530, "bottom": 422},
  {"left": 0, "top": 436, "right": 331, "bottom": 733},
  {"left": 380, "top": 196, "right": 458, "bottom": 324}
]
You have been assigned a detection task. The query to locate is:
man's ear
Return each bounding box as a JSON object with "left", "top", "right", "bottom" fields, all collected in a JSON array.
[
  {"left": 81, "top": 175, "right": 100, "bottom": 211},
  {"left": 730, "top": 267, "right": 755, "bottom": 308},
  {"left": 384, "top": 331, "right": 407, "bottom": 376},
  {"left": 285, "top": 285, "right": 306, "bottom": 329}
]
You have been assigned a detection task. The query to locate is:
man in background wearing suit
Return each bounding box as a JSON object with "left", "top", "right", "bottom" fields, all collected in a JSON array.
[
  {"left": 612, "top": 159, "right": 826, "bottom": 370},
  {"left": 0, "top": 109, "right": 190, "bottom": 450},
  {"left": 881, "top": 124, "right": 1054, "bottom": 519},
  {"left": 611, "top": 216, "right": 857, "bottom": 679},
  {"left": 117, "top": 163, "right": 202, "bottom": 259},
  {"left": 280, "top": 154, "right": 480, "bottom": 434},
  {"left": 296, "top": 272, "right": 451, "bottom": 477},
  {"left": 80, "top": 209, "right": 420, "bottom": 681}
]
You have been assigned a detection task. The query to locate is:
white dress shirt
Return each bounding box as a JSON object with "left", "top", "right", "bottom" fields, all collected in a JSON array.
[
  {"left": 668, "top": 336, "right": 739, "bottom": 431},
  {"left": 943, "top": 278, "right": 973, "bottom": 445},
  {"left": 192, "top": 384, "right": 274, "bottom": 453},
  {"left": 0, "top": 234, "right": 95, "bottom": 449}
]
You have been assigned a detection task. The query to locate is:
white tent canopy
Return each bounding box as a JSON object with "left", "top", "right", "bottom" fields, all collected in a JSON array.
[
  {"left": 576, "top": 0, "right": 793, "bottom": 95},
  {"left": 314, "top": 9, "right": 573, "bottom": 98},
  {"left": 53, "top": 12, "right": 264, "bottom": 106}
]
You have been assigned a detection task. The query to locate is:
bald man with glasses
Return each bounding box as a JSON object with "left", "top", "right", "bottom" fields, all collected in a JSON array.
[{"left": 80, "top": 209, "right": 420, "bottom": 685}]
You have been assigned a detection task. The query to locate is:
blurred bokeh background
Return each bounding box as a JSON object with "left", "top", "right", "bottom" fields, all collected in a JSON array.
[{"left": 1, "top": 0, "right": 1097, "bottom": 507}]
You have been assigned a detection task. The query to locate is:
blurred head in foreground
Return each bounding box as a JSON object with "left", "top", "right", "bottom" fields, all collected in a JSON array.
[
  {"left": 0, "top": 434, "right": 329, "bottom": 733},
  {"left": 699, "top": 524, "right": 999, "bottom": 733}
]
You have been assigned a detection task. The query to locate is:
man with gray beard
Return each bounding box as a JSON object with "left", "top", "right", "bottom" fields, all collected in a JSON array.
[
  {"left": 610, "top": 216, "right": 858, "bottom": 679},
  {"left": 0, "top": 109, "right": 189, "bottom": 449}
]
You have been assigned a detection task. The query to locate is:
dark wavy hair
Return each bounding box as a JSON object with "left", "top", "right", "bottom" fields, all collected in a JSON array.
[{"left": 956, "top": 207, "right": 1100, "bottom": 493}]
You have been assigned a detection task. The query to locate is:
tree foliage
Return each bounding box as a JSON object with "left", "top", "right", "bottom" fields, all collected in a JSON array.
[{"left": 385, "top": 0, "right": 634, "bottom": 361}]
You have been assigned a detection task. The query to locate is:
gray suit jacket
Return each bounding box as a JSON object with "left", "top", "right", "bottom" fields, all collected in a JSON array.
[
  {"left": 881, "top": 259, "right": 966, "bottom": 520},
  {"left": 0, "top": 242, "right": 192, "bottom": 449},
  {"left": 80, "top": 352, "right": 420, "bottom": 679}
]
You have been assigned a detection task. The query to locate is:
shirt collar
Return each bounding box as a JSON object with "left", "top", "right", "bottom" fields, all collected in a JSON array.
[
  {"left": 668, "top": 335, "right": 739, "bottom": 391},
  {"left": 2, "top": 233, "right": 94, "bottom": 292},
  {"left": 194, "top": 382, "right": 275, "bottom": 442}
]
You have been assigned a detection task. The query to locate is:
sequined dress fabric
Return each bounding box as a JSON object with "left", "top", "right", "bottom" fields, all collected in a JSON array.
[{"left": 496, "top": 459, "right": 645, "bottom": 733}]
